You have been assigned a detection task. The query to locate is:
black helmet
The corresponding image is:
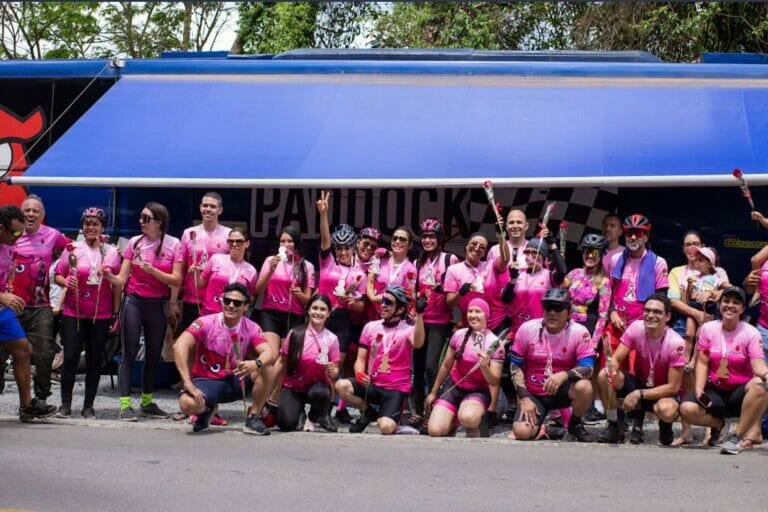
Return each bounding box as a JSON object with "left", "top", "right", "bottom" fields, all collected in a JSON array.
[
  {"left": 541, "top": 287, "right": 572, "bottom": 307},
  {"left": 579, "top": 234, "right": 607, "bottom": 254},
  {"left": 524, "top": 238, "right": 549, "bottom": 258},
  {"left": 385, "top": 285, "right": 412, "bottom": 307},
  {"left": 331, "top": 224, "right": 357, "bottom": 247}
]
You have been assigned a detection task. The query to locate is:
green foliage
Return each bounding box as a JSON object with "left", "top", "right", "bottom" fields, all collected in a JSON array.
[{"left": 237, "top": 2, "right": 319, "bottom": 55}]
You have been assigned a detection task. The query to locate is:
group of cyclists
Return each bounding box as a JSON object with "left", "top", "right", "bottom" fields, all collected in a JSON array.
[{"left": 1, "top": 189, "right": 767, "bottom": 455}]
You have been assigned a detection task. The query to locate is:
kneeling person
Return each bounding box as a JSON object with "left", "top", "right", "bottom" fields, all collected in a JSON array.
[
  {"left": 509, "top": 288, "right": 596, "bottom": 442},
  {"left": 335, "top": 285, "right": 424, "bottom": 435},
  {"left": 174, "top": 283, "right": 274, "bottom": 434},
  {"left": 596, "top": 294, "right": 685, "bottom": 445}
]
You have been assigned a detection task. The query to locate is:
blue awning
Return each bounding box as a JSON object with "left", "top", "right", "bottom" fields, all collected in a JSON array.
[{"left": 12, "top": 59, "right": 768, "bottom": 188}]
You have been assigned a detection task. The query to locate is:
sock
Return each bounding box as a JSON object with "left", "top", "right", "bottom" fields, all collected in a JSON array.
[
  {"left": 120, "top": 396, "right": 132, "bottom": 410},
  {"left": 337, "top": 399, "right": 347, "bottom": 411},
  {"left": 141, "top": 393, "right": 153, "bottom": 407},
  {"left": 594, "top": 399, "right": 605, "bottom": 413},
  {"left": 606, "top": 409, "right": 618, "bottom": 422}
]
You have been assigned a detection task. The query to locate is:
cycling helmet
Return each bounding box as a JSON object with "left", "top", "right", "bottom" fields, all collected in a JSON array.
[
  {"left": 419, "top": 218, "right": 444, "bottom": 239},
  {"left": 331, "top": 224, "right": 357, "bottom": 247},
  {"left": 81, "top": 207, "right": 108, "bottom": 225},
  {"left": 358, "top": 226, "right": 382, "bottom": 244},
  {"left": 623, "top": 214, "right": 651, "bottom": 232},
  {"left": 578, "top": 233, "right": 607, "bottom": 254},
  {"left": 385, "top": 285, "right": 412, "bottom": 307},
  {"left": 524, "top": 237, "right": 549, "bottom": 258},
  {"left": 541, "top": 287, "right": 572, "bottom": 307}
]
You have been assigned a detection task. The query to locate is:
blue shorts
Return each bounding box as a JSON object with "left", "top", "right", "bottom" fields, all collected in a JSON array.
[
  {"left": 190, "top": 375, "right": 254, "bottom": 409},
  {"left": 0, "top": 307, "right": 25, "bottom": 342}
]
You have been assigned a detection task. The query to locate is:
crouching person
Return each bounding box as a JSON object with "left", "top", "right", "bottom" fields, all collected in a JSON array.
[
  {"left": 508, "top": 288, "right": 596, "bottom": 442},
  {"left": 335, "top": 286, "right": 424, "bottom": 435},
  {"left": 174, "top": 283, "right": 274, "bottom": 434}
]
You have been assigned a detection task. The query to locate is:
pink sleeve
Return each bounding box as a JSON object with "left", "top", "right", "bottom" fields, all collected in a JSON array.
[
  {"left": 172, "top": 240, "right": 184, "bottom": 263},
  {"left": 247, "top": 270, "right": 258, "bottom": 296},
  {"left": 123, "top": 240, "right": 135, "bottom": 261},
  {"left": 575, "top": 328, "right": 596, "bottom": 359},
  {"left": 108, "top": 248, "right": 121, "bottom": 273},
  {"left": 55, "top": 231, "right": 71, "bottom": 252},
  {"left": 185, "top": 318, "right": 206, "bottom": 342},
  {"left": 668, "top": 338, "right": 686, "bottom": 368},
  {"left": 511, "top": 324, "right": 530, "bottom": 358},
  {"left": 448, "top": 330, "right": 463, "bottom": 352},
  {"left": 443, "top": 266, "right": 459, "bottom": 293},
  {"left": 655, "top": 257, "right": 669, "bottom": 290},
  {"left": 328, "top": 335, "right": 341, "bottom": 363},
  {"left": 619, "top": 321, "right": 639, "bottom": 351},
  {"left": 305, "top": 261, "right": 317, "bottom": 288},
  {"left": 449, "top": 254, "right": 459, "bottom": 265},
  {"left": 746, "top": 330, "right": 764, "bottom": 360},
  {"left": 249, "top": 328, "right": 267, "bottom": 350},
  {"left": 180, "top": 231, "right": 190, "bottom": 262},
  {"left": 358, "top": 324, "right": 373, "bottom": 349},
  {"left": 54, "top": 253, "right": 69, "bottom": 277},
  {"left": 697, "top": 322, "right": 713, "bottom": 352},
  {"left": 259, "top": 257, "right": 272, "bottom": 275}
]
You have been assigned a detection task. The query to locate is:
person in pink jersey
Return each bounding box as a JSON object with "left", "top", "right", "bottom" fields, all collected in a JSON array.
[
  {"left": 606, "top": 214, "right": 669, "bottom": 375},
  {"left": 596, "top": 294, "right": 685, "bottom": 445},
  {"left": 53, "top": 207, "right": 122, "bottom": 419},
  {"left": 409, "top": 218, "right": 459, "bottom": 430},
  {"left": 174, "top": 283, "right": 275, "bottom": 434},
  {"left": 252, "top": 224, "right": 315, "bottom": 425},
  {"left": 488, "top": 208, "right": 529, "bottom": 269},
  {"left": 172, "top": 192, "right": 231, "bottom": 331},
  {"left": 336, "top": 285, "right": 425, "bottom": 435},
  {"left": 275, "top": 294, "right": 340, "bottom": 432},
  {"left": 196, "top": 227, "right": 257, "bottom": 315},
  {"left": 508, "top": 288, "right": 596, "bottom": 442},
  {"left": 110, "top": 202, "right": 183, "bottom": 421},
  {"left": 425, "top": 298, "right": 504, "bottom": 437},
  {"left": 354, "top": 226, "right": 383, "bottom": 342},
  {"left": 366, "top": 226, "right": 417, "bottom": 318},
  {"left": 1, "top": 194, "right": 70, "bottom": 404},
  {"left": 501, "top": 236, "right": 567, "bottom": 338},
  {"left": 601, "top": 213, "right": 624, "bottom": 276},
  {"left": 0, "top": 204, "right": 56, "bottom": 422},
  {"left": 444, "top": 231, "right": 509, "bottom": 331},
  {"left": 680, "top": 287, "right": 768, "bottom": 455}
]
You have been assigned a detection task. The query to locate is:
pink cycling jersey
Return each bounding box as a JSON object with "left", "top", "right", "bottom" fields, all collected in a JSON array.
[
  {"left": 359, "top": 319, "right": 415, "bottom": 393},
  {"left": 187, "top": 313, "right": 266, "bottom": 380},
  {"left": 11, "top": 225, "right": 70, "bottom": 308},
  {"left": 620, "top": 320, "right": 685, "bottom": 388},
  {"left": 697, "top": 320, "right": 764, "bottom": 391},
  {"left": 259, "top": 255, "right": 316, "bottom": 315},
  {"left": 55, "top": 241, "right": 121, "bottom": 319},
  {"left": 610, "top": 250, "right": 668, "bottom": 325},
  {"left": 180, "top": 224, "right": 231, "bottom": 304},
  {"left": 123, "top": 234, "right": 183, "bottom": 298},
  {"left": 200, "top": 254, "right": 257, "bottom": 315},
  {"left": 415, "top": 252, "right": 458, "bottom": 324},
  {"left": 447, "top": 328, "right": 505, "bottom": 391},
  {"left": 316, "top": 250, "right": 366, "bottom": 311},
  {"left": 280, "top": 326, "right": 340, "bottom": 392}
]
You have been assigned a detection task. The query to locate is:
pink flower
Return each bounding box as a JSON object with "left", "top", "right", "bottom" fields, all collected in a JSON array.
[
  {"left": 66, "top": 243, "right": 75, "bottom": 252},
  {"left": 99, "top": 235, "right": 108, "bottom": 243},
  {"left": 189, "top": 230, "right": 197, "bottom": 240},
  {"left": 406, "top": 271, "right": 415, "bottom": 280},
  {"left": 733, "top": 168, "right": 743, "bottom": 178},
  {"left": 559, "top": 221, "right": 568, "bottom": 229},
  {"left": 230, "top": 333, "right": 238, "bottom": 342},
  {"left": 483, "top": 180, "right": 492, "bottom": 188},
  {"left": 376, "top": 333, "right": 383, "bottom": 341}
]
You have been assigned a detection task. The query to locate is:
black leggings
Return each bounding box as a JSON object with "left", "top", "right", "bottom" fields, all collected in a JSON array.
[
  {"left": 60, "top": 315, "right": 110, "bottom": 407},
  {"left": 119, "top": 294, "right": 168, "bottom": 397},
  {"left": 412, "top": 322, "right": 452, "bottom": 416},
  {"left": 277, "top": 382, "right": 332, "bottom": 432}
]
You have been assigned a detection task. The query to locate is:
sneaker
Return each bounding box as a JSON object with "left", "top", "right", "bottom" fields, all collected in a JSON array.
[
  {"left": 720, "top": 433, "right": 743, "bottom": 455},
  {"left": 708, "top": 418, "right": 732, "bottom": 447},
  {"left": 261, "top": 403, "right": 278, "bottom": 428},
  {"left": 210, "top": 413, "right": 228, "bottom": 426},
  {"left": 193, "top": 408, "right": 213, "bottom": 433},
  {"left": 658, "top": 421, "right": 674, "bottom": 446},
  {"left": 334, "top": 407, "right": 352, "bottom": 424},
  {"left": 583, "top": 406, "right": 606, "bottom": 425},
  {"left": 119, "top": 407, "right": 139, "bottom": 422},
  {"left": 19, "top": 398, "right": 57, "bottom": 422},
  {"left": 81, "top": 407, "right": 96, "bottom": 419},
  {"left": 348, "top": 420, "right": 368, "bottom": 434},
  {"left": 140, "top": 402, "right": 170, "bottom": 419},
  {"left": 596, "top": 421, "right": 625, "bottom": 444},
  {"left": 317, "top": 415, "right": 338, "bottom": 433},
  {"left": 56, "top": 403, "right": 72, "bottom": 418},
  {"left": 243, "top": 413, "right": 270, "bottom": 435},
  {"left": 567, "top": 416, "right": 594, "bottom": 443},
  {"left": 303, "top": 417, "right": 316, "bottom": 432}
]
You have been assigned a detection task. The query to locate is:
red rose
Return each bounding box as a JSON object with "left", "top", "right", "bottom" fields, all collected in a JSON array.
[
  {"left": 189, "top": 230, "right": 197, "bottom": 240},
  {"left": 483, "top": 180, "right": 492, "bottom": 188},
  {"left": 733, "top": 168, "right": 743, "bottom": 178},
  {"left": 230, "top": 333, "right": 238, "bottom": 342},
  {"left": 376, "top": 333, "right": 383, "bottom": 341},
  {"left": 559, "top": 221, "right": 568, "bottom": 229},
  {"left": 66, "top": 243, "right": 75, "bottom": 252}
]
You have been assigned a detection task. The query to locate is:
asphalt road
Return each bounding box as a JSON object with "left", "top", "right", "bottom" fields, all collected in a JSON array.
[{"left": 1, "top": 420, "right": 766, "bottom": 512}]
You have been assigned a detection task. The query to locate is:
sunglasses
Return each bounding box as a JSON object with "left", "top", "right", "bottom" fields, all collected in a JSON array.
[
  {"left": 391, "top": 235, "right": 409, "bottom": 243},
  {"left": 222, "top": 297, "right": 246, "bottom": 308},
  {"left": 381, "top": 296, "right": 395, "bottom": 306},
  {"left": 139, "top": 214, "right": 157, "bottom": 224},
  {"left": 624, "top": 228, "right": 647, "bottom": 238},
  {"left": 421, "top": 233, "right": 437, "bottom": 240},
  {"left": 542, "top": 303, "right": 567, "bottom": 313},
  {"left": 227, "top": 239, "right": 247, "bottom": 246}
]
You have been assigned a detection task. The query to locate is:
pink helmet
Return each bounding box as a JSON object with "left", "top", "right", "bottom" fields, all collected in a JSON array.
[
  {"left": 419, "top": 218, "right": 444, "bottom": 239},
  {"left": 358, "top": 226, "right": 382, "bottom": 244},
  {"left": 81, "top": 207, "right": 108, "bottom": 225}
]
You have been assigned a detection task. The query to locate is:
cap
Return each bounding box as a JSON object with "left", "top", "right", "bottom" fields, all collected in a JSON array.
[
  {"left": 690, "top": 246, "right": 716, "bottom": 267},
  {"left": 720, "top": 286, "right": 746, "bottom": 304}
]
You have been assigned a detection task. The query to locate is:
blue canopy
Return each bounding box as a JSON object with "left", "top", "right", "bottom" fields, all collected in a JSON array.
[{"left": 12, "top": 58, "right": 768, "bottom": 188}]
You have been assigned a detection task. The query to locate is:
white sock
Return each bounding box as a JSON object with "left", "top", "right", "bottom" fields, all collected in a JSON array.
[{"left": 594, "top": 400, "right": 605, "bottom": 413}]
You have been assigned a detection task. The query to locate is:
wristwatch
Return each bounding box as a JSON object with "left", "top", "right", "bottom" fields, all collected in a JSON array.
[{"left": 254, "top": 359, "right": 263, "bottom": 369}]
